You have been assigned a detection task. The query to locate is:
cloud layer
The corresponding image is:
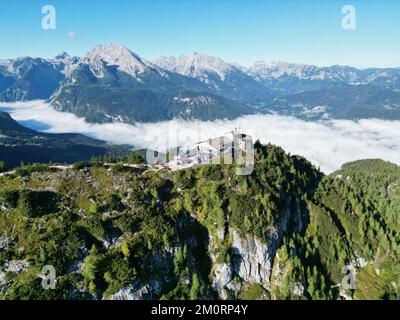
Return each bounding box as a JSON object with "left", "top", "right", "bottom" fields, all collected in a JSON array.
[{"left": 1, "top": 100, "right": 399, "bottom": 173}]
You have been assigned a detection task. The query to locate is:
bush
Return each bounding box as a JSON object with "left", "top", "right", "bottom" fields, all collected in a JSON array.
[
  {"left": 110, "top": 164, "right": 127, "bottom": 174},
  {"left": 73, "top": 162, "right": 92, "bottom": 170},
  {"left": 126, "top": 152, "right": 145, "bottom": 164},
  {"left": 0, "top": 161, "right": 6, "bottom": 173},
  {"left": 15, "top": 163, "right": 48, "bottom": 176},
  {"left": 18, "top": 190, "right": 59, "bottom": 217},
  {"left": 109, "top": 194, "right": 124, "bottom": 211},
  {"left": 0, "top": 190, "right": 20, "bottom": 208}
]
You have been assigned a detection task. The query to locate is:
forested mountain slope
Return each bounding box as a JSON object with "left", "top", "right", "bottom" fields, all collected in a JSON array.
[
  {"left": 0, "top": 111, "right": 129, "bottom": 168},
  {"left": 0, "top": 144, "right": 398, "bottom": 300}
]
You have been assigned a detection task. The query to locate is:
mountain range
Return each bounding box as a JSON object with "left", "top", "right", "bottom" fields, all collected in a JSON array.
[{"left": 1, "top": 44, "right": 400, "bottom": 123}]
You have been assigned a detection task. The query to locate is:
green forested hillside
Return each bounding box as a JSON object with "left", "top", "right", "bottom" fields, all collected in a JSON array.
[{"left": 0, "top": 145, "right": 398, "bottom": 300}]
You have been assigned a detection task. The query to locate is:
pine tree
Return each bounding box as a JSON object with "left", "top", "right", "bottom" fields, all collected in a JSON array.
[
  {"left": 121, "top": 240, "right": 130, "bottom": 259},
  {"left": 190, "top": 273, "right": 201, "bottom": 300}
]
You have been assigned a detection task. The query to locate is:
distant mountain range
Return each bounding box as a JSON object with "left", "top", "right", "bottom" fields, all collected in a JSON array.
[
  {"left": 0, "top": 52, "right": 79, "bottom": 101},
  {"left": 1, "top": 44, "right": 400, "bottom": 123},
  {"left": 49, "top": 45, "right": 249, "bottom": 123},
  {"left": 0, "top": 111, "right": 129, "bottom": 168}
]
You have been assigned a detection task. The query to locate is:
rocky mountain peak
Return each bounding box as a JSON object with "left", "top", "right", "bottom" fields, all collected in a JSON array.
[
  {"left": 154, "top": 52, "right": 234, "bottom": 80},
  {"left": 54, "top": 52, "right": 71, "bottom": 60},
  {"left": 82, "top": 44, "right": 149, "bottom": 77}
]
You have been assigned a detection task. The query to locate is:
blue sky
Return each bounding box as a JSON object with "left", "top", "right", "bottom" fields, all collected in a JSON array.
[{"left": 0, "top": 0, "right": 399, "bottom": 67}]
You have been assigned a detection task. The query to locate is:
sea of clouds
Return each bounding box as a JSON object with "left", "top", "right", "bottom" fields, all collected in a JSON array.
[{"left": 1, "top": 100, "right": 399, "bottom": 173}]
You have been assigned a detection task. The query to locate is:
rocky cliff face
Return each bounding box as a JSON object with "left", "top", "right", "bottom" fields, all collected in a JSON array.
[
  {"left": 209, "top": 193, "right": 305, "bottom": 299},
  {"left": 210, "top": 229, "right": 277, "bottom": 299},
  {"left": 230, "top": 230, "right": 276, "bottom": 288},
  {"left": 109, "top": 280, "right": 162, "bottom": 300}
]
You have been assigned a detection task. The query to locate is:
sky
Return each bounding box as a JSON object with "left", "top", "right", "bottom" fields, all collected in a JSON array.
[{"left": 0, "top": 0, "right": 399, "bottom": 68}]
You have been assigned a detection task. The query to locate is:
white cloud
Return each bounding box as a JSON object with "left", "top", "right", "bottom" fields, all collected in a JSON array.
[
  {"left": 1, "top": 100, "right": 399, "bottom": 173},
  {"left": 67, "top": 31, "right": 76, "bottom": 39}
]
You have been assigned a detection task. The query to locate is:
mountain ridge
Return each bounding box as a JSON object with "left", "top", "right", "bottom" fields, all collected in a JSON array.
[
  {"left": 0, "top": 111, "right": 130, "bottom": 168},
  {"left": 1, "top": 44, "right": 400, "bottom": 122}
]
